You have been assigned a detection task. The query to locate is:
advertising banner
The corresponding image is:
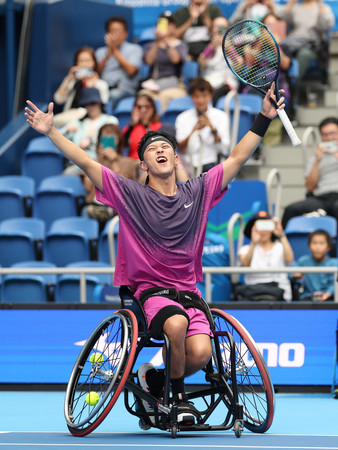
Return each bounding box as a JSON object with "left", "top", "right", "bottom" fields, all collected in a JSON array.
[{"left": 1, "top": 308, "right": 337, "bottom": 386}]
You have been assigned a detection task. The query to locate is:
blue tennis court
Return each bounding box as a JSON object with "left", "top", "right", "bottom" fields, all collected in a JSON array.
[{"left": 0, "top": 391, "right": 337, "bottom": 449}]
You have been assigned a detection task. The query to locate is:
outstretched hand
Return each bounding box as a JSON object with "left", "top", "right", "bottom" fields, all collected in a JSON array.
[
  {"left": 262, "top": 82, "right": 285, "bottom": 120},
  {"left": 25, "top": 101, "right": 54, "bottom": 136}
]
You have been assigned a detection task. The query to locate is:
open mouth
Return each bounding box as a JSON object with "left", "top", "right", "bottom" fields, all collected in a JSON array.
[{"left": 157, "top": 156, "right": 168, "bottom": 164}]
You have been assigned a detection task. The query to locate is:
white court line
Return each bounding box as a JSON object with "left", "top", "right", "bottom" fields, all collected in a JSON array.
[
  {"left": 1, "top": 445, "right": 338, "bottom": 449},
  {"left": 1, "top": 432, "right": 338, "bottom": 437},
  {"left": 2, "top": 431, "right": 338, "bottom": 436}
]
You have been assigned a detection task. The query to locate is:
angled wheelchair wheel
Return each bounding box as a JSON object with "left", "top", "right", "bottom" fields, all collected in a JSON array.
[
  {"left": 211, "top": 309, "right": 275, "bottom": 433},
  {"left": 64, "top": 309, "right": 138, "bottom": 436}
]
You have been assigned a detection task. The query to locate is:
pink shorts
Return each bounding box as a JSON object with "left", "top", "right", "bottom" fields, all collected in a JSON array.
[{"left": 143, "top": 296, "right": 213, "bottom": 338}]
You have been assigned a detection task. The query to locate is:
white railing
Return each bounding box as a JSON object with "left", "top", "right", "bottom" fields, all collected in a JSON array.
[{"left": 0, "top": 265, "right": 337, "bottom": 304}]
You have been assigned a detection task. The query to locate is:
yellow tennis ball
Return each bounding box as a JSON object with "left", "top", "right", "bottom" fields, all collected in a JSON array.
[
  {"left": 333, "top": 388, "right": 338, "bottom": 399},
  {"left": 89, "top": 352, "right": 104, "bottom": 365},
  {"left": 85, "top": 391, "right": 100, "bottom": 406}
]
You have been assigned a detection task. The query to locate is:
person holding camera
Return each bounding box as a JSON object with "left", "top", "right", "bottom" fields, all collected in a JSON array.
[
  {"left": 282, "top": 118, "right": 338, "bottom": 228},
  {"left": 198, "top": 16, "right": 239, "bottom": 106},
  {"left": 173, "top": 0, "right": 222, "bottom": 60},
  {"left": 229, "top": 0, "right": 275, "bottom": 24},
  {"left": 141, "top": 11, "right": 188, "bottom": 112},
  {"left": 53, "top": 46, "right": 109, "bottom": 127},
  {"left": 60, "top": 87, "right": 118, "bottom": 161},
  {"left": 175, "top": 77, "right": 230, "bottom": 176},
  {"left": 236, "top": 211, "right": 294, "bottom": 301}
]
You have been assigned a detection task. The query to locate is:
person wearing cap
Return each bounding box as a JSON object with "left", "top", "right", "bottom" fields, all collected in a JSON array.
[
  {"left": 141, "top": 11, "right": 188, "bottom": 112},
  {"left": 60, "top": 87, "right": 118, "bottom": 160},
  {"left": 25, "top": 82, "right": 283, "bottom": 423},
  {"left": 237, "top": 211, "right": 294, "bottom": 301}
]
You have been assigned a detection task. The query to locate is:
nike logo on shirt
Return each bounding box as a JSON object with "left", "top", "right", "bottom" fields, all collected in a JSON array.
[{"left": 184, "top": 201, "right": 194, "bottom": 209}]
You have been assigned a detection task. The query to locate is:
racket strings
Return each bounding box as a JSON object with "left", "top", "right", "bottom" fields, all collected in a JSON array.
[{"left": 223, "top": 24, "right": 279, "bottom": 87}]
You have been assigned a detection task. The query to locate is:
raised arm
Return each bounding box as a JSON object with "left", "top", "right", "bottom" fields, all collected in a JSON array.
[
  {"left": 220, "top": 83, "right": 283, "bottom": 190},
  {"left": 25, "top": 101, "right": 103, "bottom": 192}
]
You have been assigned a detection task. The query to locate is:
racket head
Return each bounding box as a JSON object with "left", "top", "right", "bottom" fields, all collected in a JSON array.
[{"left": 222, "top": 20, "right": 281, "bottom": 92}]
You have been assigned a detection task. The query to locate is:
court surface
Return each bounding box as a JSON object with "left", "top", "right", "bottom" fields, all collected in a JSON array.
[{"left": 0, "top": 392, "right": 338, "bottom": 449}]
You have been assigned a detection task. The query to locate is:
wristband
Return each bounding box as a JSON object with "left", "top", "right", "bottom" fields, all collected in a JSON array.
[{"left": 250, "top": 113, "right": 271, "bottom": 137}]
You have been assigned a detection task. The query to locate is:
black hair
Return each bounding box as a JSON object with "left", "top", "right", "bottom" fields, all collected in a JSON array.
[
  {"left": 308, "top": 229, "right": 332, "bottom": 248},
  {"left": 137, "top": 130, "right": 177, "bottom": 160},
  {"left": 105, "top": 16, "right": 128, "bottom": 32},
  {"left": 319, "top": 117, "right": 338, "bottom": 131},
  {"left": 188, "top": 77, "right": 213, "bottom": 95}
]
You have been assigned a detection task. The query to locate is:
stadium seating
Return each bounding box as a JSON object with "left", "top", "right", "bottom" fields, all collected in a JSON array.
[
  {"left": 284, "top": 215, "right": 338, "bottom": 260},
  {"left": 197, "top": 231, "right": 232, "bottom": 302},
  {"left": 109, "top": 96, "right": 136, "bottom": 128},
  {"left": 161, "top": 96, "right": 194, "bottom": 126},
  {"left": 0, "top": 218, "right": 45, "bottom": 267},
  {"left": 54, "top": 261, "right": 112, "bottom": 303},
  {"left": 98, "top": 216, "right": 119, "bottom": 265},
  {"left": 137, "top": 27, "right": 155, "bottom": 47},
  {"left": 1, "top": 261, "right": 56, "bottom": 303},
  {"left": 216, "top": 93, "right": 263, "bottom": 142},
  {"left": 207, "top": 179, "right": 268, "bottom": 241},
  {"left": 34, "top": 175, "right": 85, "bottom": 229},
  {"left": 21, "top": 136, "right": 65, "bottom": 186},
  {"left": 0, "top": 175, "right": 35, "bottom": 220},
  {"left": 44, "top": 217, "right": 99, "bottom": 266},
  {"left": 182, "top": 60, "right": 199, "bottom": 88}
]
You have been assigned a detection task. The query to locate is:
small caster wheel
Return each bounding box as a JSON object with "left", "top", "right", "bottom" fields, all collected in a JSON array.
[
  {"left": 233, "top": 420, "right": 243, "bottom": 438},
  {"left": 171, "top": 424, "right": 178, "bottom": 439},
  {"left": 139, "top": 418, "right": 151, "bottom": 430}
]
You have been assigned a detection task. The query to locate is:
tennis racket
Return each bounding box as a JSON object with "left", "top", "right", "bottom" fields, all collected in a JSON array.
[{"left": 222, "top": 20, "right": 301, "bottom": 146}]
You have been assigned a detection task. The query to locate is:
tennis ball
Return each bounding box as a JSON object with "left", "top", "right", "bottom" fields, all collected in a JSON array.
[
  {"left": 89, "top": 352, "right": 104, "bottom": 365},
  {"left": 333, "top": 389, "right": 338, "bottom": 399},
  {"left": 85, "top": 391, "right": 100, "bottom": 406}
]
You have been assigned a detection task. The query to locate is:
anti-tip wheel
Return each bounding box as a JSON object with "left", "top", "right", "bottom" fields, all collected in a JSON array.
[
  {"left": 171, "top": 424, "right": 178, "bottom": 439},
  {"left": 139, "top": 418, "right": 151, "bottom": 431},
  {"left": 234, "top": 420, "right": 243, "bottom": 438}
]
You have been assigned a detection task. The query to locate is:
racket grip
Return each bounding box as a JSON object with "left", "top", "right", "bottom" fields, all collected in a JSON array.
[{"left": 277, "top": 108, "right": 301, "bottom": 146}]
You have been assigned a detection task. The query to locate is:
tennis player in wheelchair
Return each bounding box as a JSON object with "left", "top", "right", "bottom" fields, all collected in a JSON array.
[{"left": 25, "top": 83, "right": 282, "bottom": 435}]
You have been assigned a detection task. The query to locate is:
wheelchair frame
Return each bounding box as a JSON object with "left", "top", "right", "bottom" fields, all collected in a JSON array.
[{"left": 64, "top": 288, "right": 275, "bottom": 439}]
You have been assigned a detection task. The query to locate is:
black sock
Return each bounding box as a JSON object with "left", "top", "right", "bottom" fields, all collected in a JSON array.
[
  {"left": 170, "top": 376, "right": 185, "bottom": 399},
  {"left": 146, "top": 369, "right": 165, "bottom": 397}
]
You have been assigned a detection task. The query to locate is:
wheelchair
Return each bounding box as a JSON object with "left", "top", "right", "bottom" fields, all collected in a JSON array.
[{"left": 64, "top": 287, "right": 275, "bottom": 439}]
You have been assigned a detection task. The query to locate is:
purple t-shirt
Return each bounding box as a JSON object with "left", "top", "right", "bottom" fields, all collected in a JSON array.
[{"left": 96, "top": 164, "right": 227, "bottom": 296}]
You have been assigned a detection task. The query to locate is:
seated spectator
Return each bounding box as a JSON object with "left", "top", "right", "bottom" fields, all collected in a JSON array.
[
  {"left": 275, "top": 0, "right": 335, "bottom": 80},
  {"left": 61, "top": 87, "right": 118, "bottom": 160},
  {"left": 199, "top": 16, "right": 239, "bottom": 106},
  {"left": 175, "top": 77, "right": 230, "bottom": 176},
  {"left": 173, "top": 0, "right": 222, "bottom": 60},
  {"left": 230, "top": 0, "right": 274, "bottom": 24},
  {"left": 122, "top": 93, "right": 163, "bottom": 160},
  {"left": 53, "top": 46, "right": 109, "bottom": 127},
  {"left": 81, "top": 123, "right": 139, "bottom": 229},
  {"left": 236, "top": 211, "right": 294, "bottom": 301},
  {"left": 292, "top": 229, "right": 337, "bottom": 301},
  {"left": 282, "top": 118, "right": 338, "bottom": 229},
  {"left": 141, "top": 11, "right": 188, "bottom": 112},
  {"left": 95, "top": 16, "right": 143, "bottom": 110}
]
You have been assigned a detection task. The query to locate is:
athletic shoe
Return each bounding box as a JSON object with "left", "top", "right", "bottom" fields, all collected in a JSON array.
[{"left": 172, "top": 393, "right": 201, "bottom": 425}]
